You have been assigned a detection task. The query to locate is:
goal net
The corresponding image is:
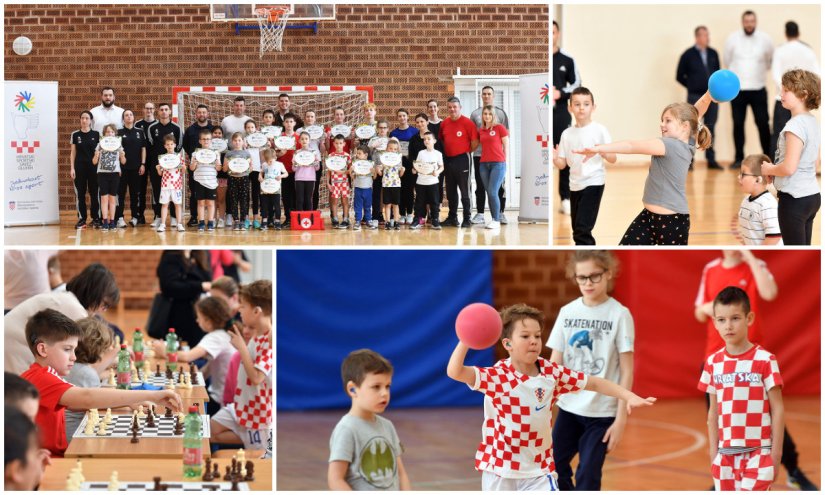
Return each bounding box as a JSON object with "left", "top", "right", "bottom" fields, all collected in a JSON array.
[{"left": 173, "top": 85, "right": 373, "bottom": 210}]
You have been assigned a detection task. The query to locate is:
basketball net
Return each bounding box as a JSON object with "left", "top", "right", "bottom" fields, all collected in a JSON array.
[{"left": 254, "top": 6, "right": 290, "bottom": 57}]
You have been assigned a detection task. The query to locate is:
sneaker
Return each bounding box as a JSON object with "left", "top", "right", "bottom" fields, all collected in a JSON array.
[
  {"left": 217, "top": 218, "right": 225, "bottom": 228},
  {"left": 788, "top": 468, "right": 819, "bottom": 491},
  {"left": 75, "top": 219, "right": 87, "bottom": 229},
  {"left": 253, "top": 220, "right": 261, "bottom": 230},
  {"left": 244, "top": 219, "right": 250, "bottom": 230},
  {"left": 331, "top": 218, "right": 339, "bottom": 228},
  {"left": 207, "top": 221, "right": 215, "bottom": 232},
  {"left": 341, "top": 220, "right": 350, "bottom": 229},
  {"left": 156, "top": 223, "right": 166, "bottom": 232},
  {"left": 198, "top": 221, "right": 205, "bottom": 232},
  {"left": 234, "top": 223, "right": 242, "bottom": 231},
  {"left": 151, "top": 218, "right": 161, "bottom": 228},
  {"left": 385, "top": 221, "right": 392, "bottom": 230},
  {"left": 368, "top": 220, "right": 379, "bottom": 230},
  {"left": 442, "top": 217, "right": 459, "bottom": 227},
  {"left": 92, "top": 219, "right": 102, "bottom": 229},
  {"left": 499, "top": 214, "right": 508, "bottom": 225},
  {"left": 136, "top": 217, "right": 146, "bottom": 225},
  {"left": 485, "top": 221, "right": 501, "bottom": 230},
  {"left": 282, "top": 221, "right": 291, "bottom": 229},
  {"left": 116, "top": 217, "right": 127, "bottom": 228},
  {"left": 177, "top": 223, "right": 185, "bottom": 232},
  {"left": 560, "top": 199, "right": 571, "bottom": 215},
  {"left": 406, "top": 214, "right": 414, "bottom": 224},
  {"left": 410, "top": 222, "right": 423, "bottom": 230},
  {"left": 460, "top": 218, "right": 472, "bottom": 228},
  {"left": 431, "top": 222, "right": 442, "bottom": 230},
  {"left": 707, "top": 161, "right": 723, "bottom": 170},
  {"left": 273, "top": 222, "right": 282, "bottom": 230},
  {"left": 352, "top": 223, "right": 361, "bottom": 231},
  {"left": 393, "top": 221, "right": 400, "bottom": 230},
  {"left": 129, "top": 217, "right": 138, "bottom": 227},
  {"left": 101, "top": 221, "right": 109, "bottom": 232},
  {"left": 260, "top": 223, "right": 268, "bottom": 231},
  {"left": 187, "top": 218, "right": 198, "bottom": 227},
  {"left": 225, "top": 214, "right": 233, "bottom": 226},
  {"left": 170, "top": 217, "right": 178, "bottom": 228},
  {"left": 471, "top": 213, "right": 485, "bottom": 224}
]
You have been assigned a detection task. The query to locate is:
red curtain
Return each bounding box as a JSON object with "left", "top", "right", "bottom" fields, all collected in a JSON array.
[{"left": 612, "top": 250, "right": 820, "bottom": 398}]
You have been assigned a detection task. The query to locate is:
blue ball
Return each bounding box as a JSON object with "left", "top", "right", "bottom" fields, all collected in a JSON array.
[{"left": 708, "top": 70, "right": 741, "bottom": 102}]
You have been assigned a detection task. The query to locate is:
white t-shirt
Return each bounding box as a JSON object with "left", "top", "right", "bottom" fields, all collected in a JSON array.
[
  {"left": 90, "top": 104, "right": 124, "bottom": 133},
  {"left": 546, "top": 297, "right": 635, "bottom": 417},
  {"left": 724, "top": 29, "right": 774, "bottom": 91},
  {"left": 4, "top": 292, "right": 87, "bottom": 374},
  {"left": 556, "top": 121, "right": 612, "bottom": 191},
  {"left": 221, "top": 114, "right": 252, "bottom": 137},
  {"left": 414, "top": 149, "right": 443, "bottom": 186},
  {"left": 738, "top": 191, "right": 782, "bottom": 245},
  {"left": 4, "top": 250, "right": 57, "bottom": 309},
  {"left": 196, "top": 329, "right": 234, "bottom": 402},
  {"left": 771, "top": 40, "right": 820, "bottom": 101},
  {"left": 262, "top": 161, "right": 288, "bottom": 194},
  {"left": 193, "top": 154, "right": 219, "bottom": 190}
]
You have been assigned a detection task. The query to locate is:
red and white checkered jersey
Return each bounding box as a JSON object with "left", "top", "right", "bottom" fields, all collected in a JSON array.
[
  {"left": 160, "top": 154, "right": 183, "bottom": 189},
  {"left": 234, "top": 333, "right": 273, "bottom": 430},
  {"left": 697, "top": 345, "right": 782, "bottom": 449},
  {"left": 471, "top": 357, "right": 588, "bottom": 478}
]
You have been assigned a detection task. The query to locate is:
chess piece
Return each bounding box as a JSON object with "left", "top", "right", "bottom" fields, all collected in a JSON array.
[
  {"left": 244, "top": 461, "right": 254, "bottom": 481},
  {"left": 202, "top": 458, "right": 213, "bottom": 481},
  {"left": 107, "top": 470, "right": 119, "bottom": 491},
  {"left": 103, "top": 408, "right": 113, "bottom": 425},
  {"left": 65, "top": 471, "right": 80, "bottom": 491},
  {"left": 173, "top": 415, "right": 183, "bottom": 435},
  {"left": 108, "top": 368, "right": 116, "bottom": 386},
  {"left": 212, "top": 462, "right": 220, "bottom": 480},
  {"left": 166, "top": 378, "right": 175, "bottom": 390},
  {"left": 130, "top": 428, "right": 139, "bottom": 443},
  {"left": 165, "top": 407, "right": 172, "bottom": 418},
  {"left": 184, "top": 373, "right": 193, "bottom": 389},
  {"left": 231, "top": 478, "right": 240, "bottom": 491},
  {"left": 152, "top": 476, "right": 162, "bottom": 491},
  {"left": 146, "top": 410, "right": 155, "bottom": 428},
  {"left": 189, "top": 364, "right": 196, "bottom": 385},
  {"left": 137, "top": 405, "right": 146, "bottom": 418},
  {"left": 84, "top": 416, "right": 96, "bottom": 435},
  {"left": 97, "top": 419, "right": 107, "bottom": 436},
  {"left": 224, "top": 465, "right": 231, "bottom": 481},
  {"left": 155, "top": 364, "right": 162, "bottom": 377},
  {"left": 131, "top": 368, "right": 139, "bottom": 383},
  {"left": 75, "top": 460, "right": 85, "bottom": 483},
  {"left": 166, "top": 367, "right": 173, "bottom": 380}
]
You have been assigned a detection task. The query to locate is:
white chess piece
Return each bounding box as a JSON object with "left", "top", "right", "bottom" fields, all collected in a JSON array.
[
  {"left": 184, "top": 373, "right": 193, "bottom": 389},
  {"left": 108, "top": 471, "right": 119, "bottom": 491},
  {"left": 76, "top": 460, "right": 85, "bottom": 482},
  {"left": 166, "top": 378, "right": 175, "bottom": 390},
  {"left": 97, "top": 420, "right": 107, "bottom": 436},
  {"left": 138, "top": 405, "right": 146, "bottom": 418},
  {"left": 108, "top": 369, "right": 116, "bottom": 386},
  {"left": 104, "top": 408, "right": 113, "bottom": 425},
  {"left": 84, "top": 415, "right": 96, "bottom": 435}
]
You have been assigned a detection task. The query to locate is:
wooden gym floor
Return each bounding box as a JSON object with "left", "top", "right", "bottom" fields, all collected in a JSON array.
[
  {"left": 276, "top": 398, "right": 820, "bottom": 491},
  {"left": 553, "top": 162, "right": 822, "bottom": 246},
  {"left": 4, "top": 210, "right": 548, "bottom": 247}
]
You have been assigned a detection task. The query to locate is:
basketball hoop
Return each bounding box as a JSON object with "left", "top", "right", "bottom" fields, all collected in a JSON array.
[{"left": 254, "top": 5, "right": 290, "bottom": 57}]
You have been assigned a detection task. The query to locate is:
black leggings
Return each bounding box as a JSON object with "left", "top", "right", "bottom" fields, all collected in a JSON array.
[
  {"left": 777, "top": 192, "right": 820, "bottom": 245},
  {"left": 295, "top": 180, "right": 315, "bottom": 211},
  {"left": 249, "top": 172, "right": 261, "bottom": 216},
  {"left": 620, "top": 209, "right": 690, "bottom": 245},
  {"left": 228, "top": 176, "right": 249, "bottom": 222},
  {"left": 261, "top": 193, "right": 281, "bottom": 223},
  {"left": 115, "top": 168, "right": 142, "bottom": 221}
]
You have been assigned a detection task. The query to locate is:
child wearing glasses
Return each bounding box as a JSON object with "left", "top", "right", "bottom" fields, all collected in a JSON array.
[
  {"left": 737, "top": 154, "right": 782, "bottom": 245},
  {"left": 545, "top": 250, "right": 636, "bottom": 491}
]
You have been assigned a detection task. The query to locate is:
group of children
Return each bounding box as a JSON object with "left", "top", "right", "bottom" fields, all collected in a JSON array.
[
  {"left": 328, "top": 250, "right": 789, "bottom": 491},
  {"left": 4, "top": 276, "right": 272, "bottom": 491},
  {"left": 553, "top": 68, "right": 820, "bottom": 246}
]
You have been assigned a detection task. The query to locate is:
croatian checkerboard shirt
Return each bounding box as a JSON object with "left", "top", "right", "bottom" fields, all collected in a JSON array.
[
  {"left": 235, "top": 334, "right": 273, "bottom": 430},
  {"left": 471, "top": 358, "right": 588, "bottom": 478},
  {"left": 698, "top": 345, "right": 782, "bottom": 448}
]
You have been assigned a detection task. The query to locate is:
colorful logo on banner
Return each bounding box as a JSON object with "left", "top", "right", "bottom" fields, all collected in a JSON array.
[
  {"left": 14, "top": 91, "right": 36, "bottom": 112},
  {"left": 537, "top": 83, "right": 549, "bottom": 156},
  {"left": 539, "top": 83, "right": 550, "bottom": 105}
]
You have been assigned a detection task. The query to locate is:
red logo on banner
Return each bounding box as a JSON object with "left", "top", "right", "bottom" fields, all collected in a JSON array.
[
  {"left": 10, "top": 140, "right": 40, "bottom": 154},
  {"left": 9, "top": 202, "right": 16, "bottom": 210},
  {"left": 536, "top": 135, "right": 549, "bottom": 149},
  {"left": 534, "top": 196, "right": 540, "bottom": 206}
]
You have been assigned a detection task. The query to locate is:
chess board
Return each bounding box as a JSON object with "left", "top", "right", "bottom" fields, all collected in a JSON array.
[
  {"left": 80, "top": 481, "right": 249, "bottom": 491},
  {"left": 101, "top": 370, "right": 204, "bottom": 388},
  {"left": 73, "top": 414, "right": 211, "bottom": 438}
]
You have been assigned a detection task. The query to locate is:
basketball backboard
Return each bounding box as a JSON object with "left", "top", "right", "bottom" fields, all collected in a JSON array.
[{"left": 211, "top": 4, "right": 336, "bottom": 22}]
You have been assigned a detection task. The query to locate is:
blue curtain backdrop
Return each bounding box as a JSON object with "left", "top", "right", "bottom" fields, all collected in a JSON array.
[{"left": 277, "top": 250, "right": 494, "bottom": 410}]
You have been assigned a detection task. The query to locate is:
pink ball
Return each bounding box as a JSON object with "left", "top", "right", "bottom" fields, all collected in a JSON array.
[{"left": 455, "top": 303, "right": 502, "bottom": 350}]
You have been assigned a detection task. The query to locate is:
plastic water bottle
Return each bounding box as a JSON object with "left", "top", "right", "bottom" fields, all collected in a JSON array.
[
  {"left": 165, "top": 328, "right": 178, "bottom": 371},
  {"left": 116, "top": 344, "right": 131, "bottom": 389},
  {"left": 132, "top": 328, "right": 144, "bottom": 368},
  {"left": 182, "top": 405, "right": 203, "bottom": 478}
]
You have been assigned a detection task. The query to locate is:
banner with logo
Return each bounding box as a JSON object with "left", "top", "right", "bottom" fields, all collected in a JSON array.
[
  {"left": 518, "top": 73, "right": 550, "bottom": 222},
  {"left": 4, "top": 81, "right": 59, "bottom": 226}
]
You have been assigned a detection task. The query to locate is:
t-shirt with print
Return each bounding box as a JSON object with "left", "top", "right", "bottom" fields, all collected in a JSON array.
[
  {"left": 21, "top": 362, "right": 73, "bottom": 456},
  {"left": 697, "top": 345, "right": 782, "bottom": 450},
  {"left": 471, "top": 357, "right": 588, "bottom": 478},
  {"left": 234, "top": 333, "right": 272, "bottom": 430},
  {"left": 547, "top": 297, "right": 634, "bottom": 417},
  {"left": 196, "top": 329, "right": 233, "bottom": 402},
  {"left": 381, "top": 163, "right": 402, "bottom": 188},
  {"left": 557, "top": 121, "right": 612, "bottom": 191},
  {"left": 414, "top": 149, "right": 443, "bottom": 186},
  {"left": 159, "top": 154, "right": 184, "bottom": 189},
  {"left": 95, "top": 144, "right": 122, "bottom": 174},
  {"left": 329, "top": 414, "right": 402, "bottom": 490}
]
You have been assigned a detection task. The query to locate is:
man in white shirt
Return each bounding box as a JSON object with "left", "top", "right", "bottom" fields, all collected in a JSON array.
[
  {"left": 770, "top": 21, "right": 820, "bottom": 157},
  {"left": 724, "top": 10, "right": 773, "bottom": 169},
  {"left": 89, "top": 86, "right": 124, "bottom": 133},
  {"left": 220, "top": 96, "right": 252, "bottom": 137}
]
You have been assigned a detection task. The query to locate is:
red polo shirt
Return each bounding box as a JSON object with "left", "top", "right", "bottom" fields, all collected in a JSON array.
[{"left": 439, "top": 115, "right": 478, "bottom": 157}]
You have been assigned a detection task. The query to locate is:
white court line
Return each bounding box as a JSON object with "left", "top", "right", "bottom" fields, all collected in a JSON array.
[{"left": 604, "top": 419, "right": 706, "bottom": 470}]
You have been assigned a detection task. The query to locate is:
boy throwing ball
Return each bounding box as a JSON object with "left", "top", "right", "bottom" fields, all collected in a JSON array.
[
  {"left": 698, "top": 287, "right": 784, "bottom": 491},
  {"left": 447, "top": 303, "right": 655, "bottom": 491}
]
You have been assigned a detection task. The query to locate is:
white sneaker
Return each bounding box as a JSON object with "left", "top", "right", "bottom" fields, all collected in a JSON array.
[
  {"left": 156, "top": 224, "right": 166, "bottom": 232},
  {"left": 151, "top": 218, "right": 161, "bottom": 228},
  {"left": 499, "top": 214, "right": 508, "bottom": 225},
  {"left": 170, "top": 217, "right": 178, "bottom": 227},
  {"left": 560, "top": 199, "right": 571, "bottom": 215},
  {"left": 217, "top": 218, "right": 225, "bottom": 228},
  {"left": 129, "top": 217, "right": 138, "bottom": 227},
  {"left": 226, "top": 214, "right": 233, "bottom": 226},
  {"left": 405, "top": 214, "right": 414, "bottom": 224},
  {"left": 485, "top": 221, "right": 501, "bottom": 230},
  {"left": 177, "top": 223, "right": 185, "bottom": 232},
  {"left": 471, "top": 213, "right": 485, "bottom": 224},
  {"left": 116, "top": 217, "right": 127, "bottom": 228}
]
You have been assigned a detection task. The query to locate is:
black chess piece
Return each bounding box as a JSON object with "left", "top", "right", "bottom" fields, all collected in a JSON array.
[
  {"left": 130, "top": 428, "right": 139, "bottom": 443},
  {"left": 165, "top": 367, "right": 173, "bottom": 380},
  {"left": 155, "top": 364, "right": 161, "bottom": 377},
  {"left": 173, "top": 416, "right": 183, "bottom": 435},
  {"left": 164, "top": 407, "right": 172, "bottom": 418},
  {"left": 202, "top": 458, "right": 213, "bottom": 481},
  {"left": 230, "top": 478, "right": 240, "bottom": 491},
  {"left": 212, "top": 462, "right": 219, "bottom": 480},
  {"left": 153, "top": 476, "right": 162, "bottom": 491},
  {"left": 224, "top": 465, "right": 231, "bottom": 481},
  {"left": 231, "top": 458, "right": 237, "bottom": 476},
  {"left": 244, "top": 461, "right": 254, "bottom": 481}
]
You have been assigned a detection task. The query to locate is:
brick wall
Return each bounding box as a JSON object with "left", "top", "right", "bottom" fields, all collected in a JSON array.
[
  {"left": 491, "top": 250, "right": 579, "bottom": 360},
  {"left": 57, "top": 250, "right": 162, "bottom": 304},
  {"left": 4, "top": 4, "right": 549, "bottom": 210}
]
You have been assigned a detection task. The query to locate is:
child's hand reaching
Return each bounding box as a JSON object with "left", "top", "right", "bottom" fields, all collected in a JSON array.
[
  {"left": 153, "top": 390, "right": 183, "bottom": 412},
  {"left": 573, "top": 147, "right": 599, "bottom": 163},
  {"left": 625, "top": 394, "right": 656, "bottom": 414}
]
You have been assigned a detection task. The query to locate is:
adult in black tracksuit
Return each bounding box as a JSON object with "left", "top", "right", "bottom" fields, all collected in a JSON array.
[
  {"left": 182, "top": 106, "right": 214, "bottom": 226},
  {"left": 70, "top": 110, "right": 100, "bottom": 228},
  {"left": 553, "top": 21, "right": 579, "bottom": 206},
  {"left": 146, "top": 104, "right": 182, "bottom": 223},
  {"left": 156, "top": 250, "right": 211, "bottom": 347},
  {"left": 116, "top": 110, "right": 147, "bottom": 226},
  {"left": 676, "top": 25, "right": 721, "bottom": 169},
  {"left": 134, "top": 103, "right": 156, "bottom": 224}
]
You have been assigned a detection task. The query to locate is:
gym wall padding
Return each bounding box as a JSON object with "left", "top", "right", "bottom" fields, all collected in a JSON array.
[
  {"left": 277, "top": 250, "right": 494, "bottom": 411},
  {"left": 611, "top": 250, "right": 820, "bottom": 398}
]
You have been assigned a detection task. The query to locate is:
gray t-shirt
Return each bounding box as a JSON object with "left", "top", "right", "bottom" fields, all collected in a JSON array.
[
  {"left": 329, "top": 414, "right": 402, "bottom": 490},
  {"left": 470, "top": 106, "right": 509, "bottom": 157},
  {"left": 64, "top": 363, "right": 101, "bottom": 443},
  {"left": 353, "top": 162, "right": 375, "bottom": 190},
  {"left": 225, "top": 149, "right": 252, "bottom": 178},
  {"left": 773, "top": 113, "right": 820, "bottom": 198},
  {"left": 642, "top": 137, "right": 693, "bottom": 214}
]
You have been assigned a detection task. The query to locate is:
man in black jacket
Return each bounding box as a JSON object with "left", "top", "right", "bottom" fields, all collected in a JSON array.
[{"left": 677, "top": 25, "right": 722, "bottom": 170}]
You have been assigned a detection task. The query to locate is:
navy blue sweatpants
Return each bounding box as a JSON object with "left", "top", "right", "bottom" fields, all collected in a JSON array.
[{"left": 552, "top": 407, "right": 614, "bottom": 491}]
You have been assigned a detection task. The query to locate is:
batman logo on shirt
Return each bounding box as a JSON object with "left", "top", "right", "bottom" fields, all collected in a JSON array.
[{"left": 359, "top": 436, "right": 396, "bottom": 489}]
